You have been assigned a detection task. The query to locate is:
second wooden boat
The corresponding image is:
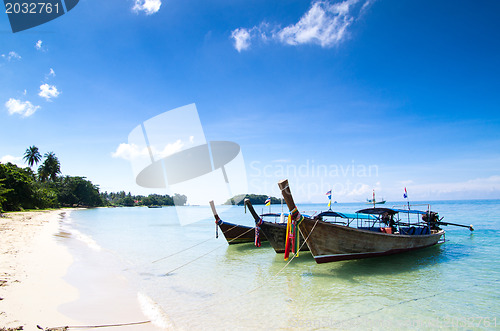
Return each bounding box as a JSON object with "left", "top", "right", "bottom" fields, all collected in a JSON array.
[
  {"left": 209, "top": 200, "right": 267, "bottom": 245},
  {"left": 244, "top": 198, "right": 309, "bottom": 253}
]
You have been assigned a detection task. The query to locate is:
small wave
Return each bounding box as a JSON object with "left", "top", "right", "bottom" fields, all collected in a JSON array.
[
  {"left": 138, "top": 292, "right": 175, "bottom": 330},
  {"left": 70, "top": 228, "right": 102, "bottom": 251},
  {"left": 58, "top": 211, "right": 102, "bottom": 251},
  {"left": 59, "top": 223, "right": 102, "bottom": 251}
]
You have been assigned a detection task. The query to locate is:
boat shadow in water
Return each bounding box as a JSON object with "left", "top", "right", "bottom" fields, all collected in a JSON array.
[
  {"left": 225, "top": 241, "right": 272, "bottom": 252},
  {"left": 315, "top": 242, "right": 474, "bottom": 280}
]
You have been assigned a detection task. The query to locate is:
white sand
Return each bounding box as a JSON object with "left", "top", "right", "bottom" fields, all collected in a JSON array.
[
  {"left": 0, "top": 210, "right": 80, "bottom": 330},
  {"left": 0, "top": 210, "right": 165, "bottom": 331}
]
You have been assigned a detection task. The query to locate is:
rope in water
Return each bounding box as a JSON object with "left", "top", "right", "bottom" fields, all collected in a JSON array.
[
  {"left": 151, "top": 222, "right": 245, "bottom": 265},
  {"left": 174, "top": 216, "right": 321, "bottom": 319},
  {"left": 244, "top": 216, "right": 320, "bottom": 296},
  {"left": 151, "top": 236, "right": 213, "bottom": 264},
  {"left": 162, "top": 225, "right": 256, "bottom": 275},
  {"left": 125, "top": 223, "right": 242, "bottom": 270}
]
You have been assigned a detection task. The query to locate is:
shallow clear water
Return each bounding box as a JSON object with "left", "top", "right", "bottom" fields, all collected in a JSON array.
[{"left": 65, "top": 200, "right": 500, "bottom": 330}]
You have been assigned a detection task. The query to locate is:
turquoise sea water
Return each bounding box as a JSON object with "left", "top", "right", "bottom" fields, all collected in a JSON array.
[{"left": 63, "top": 200, "right": 500, "bottom": 330}]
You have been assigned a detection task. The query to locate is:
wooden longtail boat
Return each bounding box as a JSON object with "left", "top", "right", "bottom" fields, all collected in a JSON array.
[
  {"left": 244, "top": 198, "right": 309, "bottom": 253},
  {"left": 278, "top": 179, "right": 445, "bottom": 263},
  {"left": 209, "top": 200, "right": 267, "bottom": 245}
]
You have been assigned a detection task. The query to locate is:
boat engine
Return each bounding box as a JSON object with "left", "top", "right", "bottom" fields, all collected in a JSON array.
[{"left": 422, "top": 212, "right": 441, "bottom": 230}]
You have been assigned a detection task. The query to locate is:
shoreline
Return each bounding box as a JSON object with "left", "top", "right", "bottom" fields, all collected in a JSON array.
[{"left": 0, "top": 209, "right": 164, "bottom": 331}]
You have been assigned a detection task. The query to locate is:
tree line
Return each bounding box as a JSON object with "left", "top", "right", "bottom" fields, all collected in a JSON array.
[
  {"left": 0, "top": 146, "right": 187, "bottom": 212},
  {"left": 100, "top": 191, "right": 187, "bottom": 207},
  {"left": 224, "top": 194, "right": 281, "bottom": 205}
]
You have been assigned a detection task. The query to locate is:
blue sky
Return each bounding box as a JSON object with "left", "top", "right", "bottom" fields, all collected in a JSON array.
[{"left": 1, "top": 0, "right": 499, "bottom": 204}]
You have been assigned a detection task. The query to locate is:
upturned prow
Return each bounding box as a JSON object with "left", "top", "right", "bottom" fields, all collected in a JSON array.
[
  {"left": 277, "top": 179, "right": 297, "bottom": 213},
  {"left": 209, "top": 200, "right": 219, "bottom": 221},
  {"left": 244, "top": 199, "right": 261, "bottom": 223}
]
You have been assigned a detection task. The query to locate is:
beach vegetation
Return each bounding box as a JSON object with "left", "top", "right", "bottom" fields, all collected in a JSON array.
[
  {"left": 38, "top": 151, "right": 61, "bottom": 182},
  {"left": 100, "top": 191, "right": 187, "bottom": 207},
  {"left": 23, "top": 145, "right": 42, "bottom": 168},
  {"left": 0, "top": 163, "right": 38, "bottom": 210},
  {"left": 0, "top": 162, "right": 104, "bottom": 211},
  {"left": 0, "top": 178, "right": 12, "bottom": 212},
  {"left": 57, "top": 176, "right": 103, "bottom": 207},
  {"left": 0, "top": 147, "right": 189, "bottom": 211}
]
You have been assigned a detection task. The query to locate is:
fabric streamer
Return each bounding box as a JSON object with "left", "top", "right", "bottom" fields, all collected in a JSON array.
[
  {"left": 255, "top": 218, "right": 263, "bottom": 247},
  {"left": 284, "top": 214, "right": 292, "bottom": 260}
]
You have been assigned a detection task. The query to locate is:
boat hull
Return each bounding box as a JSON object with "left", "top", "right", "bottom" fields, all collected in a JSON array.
[
  {"left": 259, "top": 221, "right": 309, "bottom": 253},
  {"left": 299, "top": 218, "right": 444, "bottom": 263},
  {"left": 217, "top": 221, "right": 266, "bottom": 245}
]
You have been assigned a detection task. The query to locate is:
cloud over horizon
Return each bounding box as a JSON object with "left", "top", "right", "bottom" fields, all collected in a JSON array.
[
  {"left": 0, "top": 155, "right": 23, "bottom": 166},
  {"left": 112, "top": 139, "right": 185, "bottom": 161},
  {"left": 231, "top": 0, "right": 373, "bottom": 52}
]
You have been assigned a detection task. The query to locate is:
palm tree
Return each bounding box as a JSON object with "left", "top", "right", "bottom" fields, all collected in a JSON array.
[
  {"left": 23, "top": 146, "right": 42, "bottom": 168},
  {"left": 38, "top": 152, "right": 61, "bottom": 182}
]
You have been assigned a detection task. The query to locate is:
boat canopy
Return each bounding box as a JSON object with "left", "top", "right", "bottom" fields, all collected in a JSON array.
[
  {"left": 357, "top": 207, "right": 431, "bottom": 216},
  {"left": 317, "top": 211, "right": 377, "bottom": 220},
  {"left": 261, "top": 213, "right": 287, "bottom": 218},
  {"left": 391, "top": 209, "right": 430, "bottom": 215},
  {"left": 356, "top": 208, "right": 398, "bottom": 215}
]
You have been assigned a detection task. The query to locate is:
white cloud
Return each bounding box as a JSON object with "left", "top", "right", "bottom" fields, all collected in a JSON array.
[
  {"left": 231, "top": 0, "right": 373, "bottom": 51},
  {"left": 0, "top": 155, "right": 23, "bottom": 165},
  {"left": 38, "top": 83, "right": 60, "bottom": 101},
  {"left": 1, "top": 51, "right": 21, "bottom": 61},
  {"left": 112, "top": 140, "right": 184, "bottom": 161},
  {"left": 35, "top": 40, "right": 43, "bottom": 50},
  {"left": 231, "top": 28, "right": 252, "bottom": 52},
  {"left": 132, "top": 0, "right": 161, "bottom": 15},
  {"left": 5, "top": 98, "right": 40, "bottom": 117},
  {"left": 44, "top": 68, "right": 56, "bottom": 81},
  {"left": 277, "top": 0, "right": 358, "bottom": 47},
  {"left": 112, "top": 143, "right": 149, "bottom": 161}
]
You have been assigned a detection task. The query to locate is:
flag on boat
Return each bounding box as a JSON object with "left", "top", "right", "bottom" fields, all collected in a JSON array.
[
  {"left": 403, "top": 187, "right": 408, "bottom": 199},
  {"left": 265, "top": 197, "right": 271, "bottom": 206},
  {"left": 326, "top": 190, "right": 332, "bottom": 200},
  {"left": 328, "top": 200, "right": 331, "bottom": 208}
]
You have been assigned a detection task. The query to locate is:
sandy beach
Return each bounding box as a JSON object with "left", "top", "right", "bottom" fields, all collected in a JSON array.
[{"left": 0, "top": 210, "right": 163, "bottom": 331}]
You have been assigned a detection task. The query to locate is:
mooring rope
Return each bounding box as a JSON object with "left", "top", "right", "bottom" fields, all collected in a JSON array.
[
  {"left": 151, "top": 236, "right": 214, "bottom": 264},
  {"left": 162, "top": 225, "right": 256, "bottom": 275},
  {"left": 152, "top": 222, "right": 248, "bottom": 265},
  {"left": 243, "top": 216, "right": 320, "bottom": 296},
  {"left": 174, "top": 216, "right": 321, "bottom": 321},
  {"left": 124, "top": 222, "right": 243, "bottom": 271},
  {"left": 329, "top": 292, "right": 443, "bottom": 328}
]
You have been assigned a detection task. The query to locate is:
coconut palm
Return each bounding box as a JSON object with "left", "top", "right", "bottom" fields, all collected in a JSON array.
[
  {"left": 23, "top": 146, "right": 42, "bottom": 168},
  {"left": 38, "top": 152, "right": 61, "bottom": 182}
]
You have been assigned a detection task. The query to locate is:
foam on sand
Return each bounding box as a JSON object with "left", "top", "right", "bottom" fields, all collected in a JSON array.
[{"left": 138, "top": 292, "right": 175, "bottom": 330}]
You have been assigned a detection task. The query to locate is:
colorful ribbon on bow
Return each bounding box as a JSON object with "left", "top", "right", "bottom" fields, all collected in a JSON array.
[
  {"left": 255, "top": 218, "right": 263, "bottom": 247},
  {"left": 284, "top": 207, "right": 304, "bottom": 260}
]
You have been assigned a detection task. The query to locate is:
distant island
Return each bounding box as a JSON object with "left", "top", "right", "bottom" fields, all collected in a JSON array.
[
  {"left": 0, "top": 146, "right": 187, "bottom": 212},
  {"left": 223, "top": 194, "right": 281, "bottom": 206}
]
